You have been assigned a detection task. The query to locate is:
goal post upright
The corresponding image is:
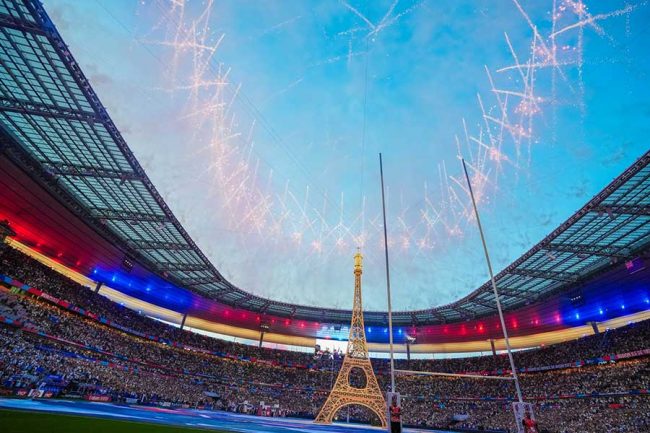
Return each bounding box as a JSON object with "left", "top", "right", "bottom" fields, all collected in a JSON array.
[
  {"left": 379, "top": 153, "right": 396, "bottom": 394},
  {"left": 461, "top": 158, "right": 524, "bottom": 403}
]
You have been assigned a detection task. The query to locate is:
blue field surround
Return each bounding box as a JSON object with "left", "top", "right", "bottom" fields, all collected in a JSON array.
[{"left": 0, "top": 398, "right": 456, "bottom": 433}]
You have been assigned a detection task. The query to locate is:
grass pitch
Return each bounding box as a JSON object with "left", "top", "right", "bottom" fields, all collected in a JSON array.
[{"left": 0, "top": 409, "right": 230, "bottom": 433}]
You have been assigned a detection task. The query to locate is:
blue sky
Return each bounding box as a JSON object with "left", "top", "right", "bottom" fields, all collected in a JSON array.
[{"left": 44, "top": 0, "right": 650, "bottom": 310}]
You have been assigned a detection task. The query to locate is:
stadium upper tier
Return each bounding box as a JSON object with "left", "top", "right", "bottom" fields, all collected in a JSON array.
[{"left": 0, "top": 0, "right": 649, "bottom": 347}]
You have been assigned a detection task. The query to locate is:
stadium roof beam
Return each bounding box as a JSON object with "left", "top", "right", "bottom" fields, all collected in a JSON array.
[
  {"left": 495, "top": 287, "right": 536, "bottom": 301},
  {"left": 232, "top": 293, "right": 253, "bottom": 307},
  {"left": 157, "top": 263, "right": 210, "bottom": 273},
  {"left": 544, "top": 243, "right": 631, "bottom": 259},
  {"left": 205, "top": 286, "right": 234, "bottom": 297},
  {"left": 509, "top": 268, "right": 579, "bottom": 283},
  {"left": 590, "top": 204, "right": 650, "bottom": 217},
  {"left": 427, "top": 310, "right": 448, "bottom": 324},
  {"left": 0, "top": 10, "right": 46, "bottom": 35},
  {"left": 43, "top": 162, "right": 140, "bottom": 182},
  {"left": 451, "top": 305, "right": 476, "bottom": 320},
  {"left": 92, "top": 209, "right": 168, "bottom": 223},
  {"left": 129, "top": 239, "right": 193, "bottom": 251},
  {"left": 0, "top": 97, "right": 102, "bottom": 124},
  {"left": 184, "top": 276, "right": 221, "bottom": 287},
  {"left": 468, "top": 297, "right": 498, "bottom": 310},
  {"left": 259, "top": 301, "right": 271, "bottom": 313}
]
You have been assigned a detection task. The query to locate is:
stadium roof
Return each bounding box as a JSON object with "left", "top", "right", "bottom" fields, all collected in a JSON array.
[{"left": 0, "top": 0, "right": 649, "bottom": 327}]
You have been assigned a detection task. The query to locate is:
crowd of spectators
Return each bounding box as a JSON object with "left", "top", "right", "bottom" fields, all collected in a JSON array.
[
  {"left": 2, "top": 247, "right": 648, "bottom": 373},
  {"left": 1, "top": 246, "right": 649, "bottom": 432}
]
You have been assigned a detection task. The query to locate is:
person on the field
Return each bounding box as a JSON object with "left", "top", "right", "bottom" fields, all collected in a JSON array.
[
  {"left": 389, "top": 395, "right": 402, "bottom": 433},
  {"left": 522, "top": 412, "right": 539, "bottom": 433}
]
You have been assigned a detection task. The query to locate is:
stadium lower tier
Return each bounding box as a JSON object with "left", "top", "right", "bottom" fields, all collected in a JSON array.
[
  {"left": 2, "top": 246, "right": 650, "bottom": 432},
  {"left": 1, "top": 290, "right": 649, "bottom": 431}
]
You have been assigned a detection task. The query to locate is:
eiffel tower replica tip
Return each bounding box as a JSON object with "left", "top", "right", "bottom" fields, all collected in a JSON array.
[{"left": 314, "top": 250, "right": 387, "bottom": 427}]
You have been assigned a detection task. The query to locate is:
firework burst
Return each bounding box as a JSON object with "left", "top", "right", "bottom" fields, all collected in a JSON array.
[{"left": 142, "top": 0, "right": 643, "bottom": 271}]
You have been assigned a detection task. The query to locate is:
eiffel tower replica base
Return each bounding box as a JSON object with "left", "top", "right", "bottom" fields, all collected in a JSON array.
[{"left": 314, "top": 251, "right": 387, "bottom": 428}]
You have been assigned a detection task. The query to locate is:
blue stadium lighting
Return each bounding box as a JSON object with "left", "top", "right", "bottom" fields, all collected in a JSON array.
[
  {"left": 367, "top": 327, "right": 372, "bottom": 333},
  {"left": 398, "top": 328, "right": 402, "bottom": 335},
  {"left": 598, "top": 308, "right": 604, "bottom": 315},
  {"left": 383, "top": 328, "right": 388, "bottom": 333},
  {"left": 645, "top": 298, "right": 650, "bottom": 304},
  {"left": 575, "top": 312, "right": 580, "bottom": 320},
  {"left": 92, "top": 267, "right": 192, "bottom": 313},
  {"left": 621, "top": 304, "right": 625, "bottom": 310}
]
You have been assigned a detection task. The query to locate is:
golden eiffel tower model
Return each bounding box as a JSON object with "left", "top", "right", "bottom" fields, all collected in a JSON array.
[{"left": 314, "top": 250, "right": 387, "bottom": 427}]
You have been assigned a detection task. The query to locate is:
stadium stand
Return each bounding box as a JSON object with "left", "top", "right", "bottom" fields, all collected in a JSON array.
[{"left": 1, "top": 247, "right": 649, "bottom": 432}]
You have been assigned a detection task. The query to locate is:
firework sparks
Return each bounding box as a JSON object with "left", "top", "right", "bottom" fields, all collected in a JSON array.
[
  {"left": 550, "top": 2, "right": 639, "bottom": 39},
  {"left": 140, "top": 0, "right": 644, "bottom": 271},
  {"left": 340, "top": 0, "right": 421, "bottom": 40}
]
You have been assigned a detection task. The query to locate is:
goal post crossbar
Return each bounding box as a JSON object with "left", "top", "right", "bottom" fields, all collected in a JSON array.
[{"left": 395, "top": 369, "right": 516, "bottom": 381}]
